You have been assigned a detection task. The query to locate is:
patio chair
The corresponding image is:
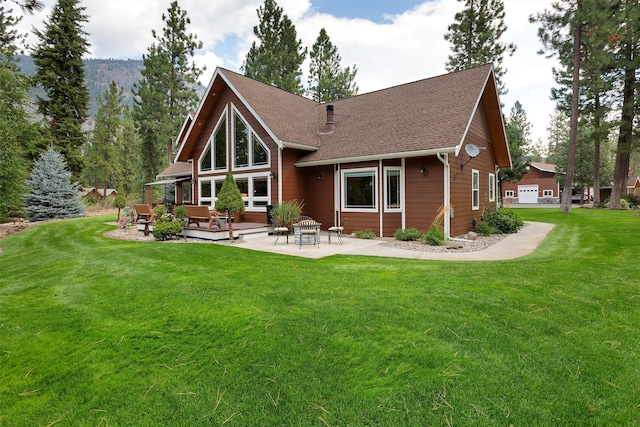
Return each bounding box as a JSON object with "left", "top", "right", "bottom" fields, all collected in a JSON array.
[
  {"left": 134, "top": 204, "right": 155, "bottom": 223},
  {"left": 271, "top": 217, "right": 290, "bottom": 245},
  {"left": 327, "top": 218, "right": 346, "bottom": 244},
  {"left": 295, "top": 216, "right": 320, "bottom": 248}
]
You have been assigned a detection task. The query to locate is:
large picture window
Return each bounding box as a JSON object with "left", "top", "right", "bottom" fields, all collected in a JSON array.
[
  {"left": 200, "top": 175, "right": 270, "bottom": 211},
  {"left": 342, "top": 168, "right": 377, "bottom": 211},
  {"left": 472, "top": 169, "right": 480, "bottom": 210},
  {"left": 200, "top": 112, "right": 227, "bottom": 172},
  {"left": 384, "top": 167, "right": 402, "bottom": 211},
  {"left": 233, "top": 111, "right": 269, "bottom": 169}
]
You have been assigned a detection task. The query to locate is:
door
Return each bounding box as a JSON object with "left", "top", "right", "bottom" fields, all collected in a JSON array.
[{"left": 518, "top": 185, "right": 538, "bottom": 203}]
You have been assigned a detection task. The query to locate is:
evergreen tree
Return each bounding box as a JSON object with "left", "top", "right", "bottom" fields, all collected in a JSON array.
[
  {"left": 307, "top": 28, "right": 358, "bottom": 102},
  {"left": 500, "top": 101, "right": 532, "bottom": 184},
  {"left": 31, "top": 0, "right": 90, "bottom": 180},
  {"left": 83, "top": 81, "right": 124, "bottom": 206},
  {"left": 0, "top": 6, "right": 43, "bottom": 220},
  {"left": 214, "top": 172, "right": 245, "bottom": 242},
  {"left": 23, "top": 146, "right": 85, "bottom": 221},
  {"left": 444, "top": 0, "right": 516, "bottom": 95},
  {"left": 242, "top": 0, "right": 306, "bottom": 95},
  {"left": 133, "top": 0, "right": 203, "bottom": 183},
  {"left": 117, "top": 109, "right": 141, "bottom": 195},
  {"left": 2, "top": 0, "right": 44, "bottom": 14}
]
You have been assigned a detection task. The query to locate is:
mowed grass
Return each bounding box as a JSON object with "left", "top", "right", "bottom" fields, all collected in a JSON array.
[{"left": 0, "top": 209, "right": 639, "bottom": 426}]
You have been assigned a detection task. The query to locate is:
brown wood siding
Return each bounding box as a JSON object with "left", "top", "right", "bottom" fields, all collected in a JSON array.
[
  {"left": 382, "top": 213, "right": 402, "bottom": 237},
  {"left": 281, "top": 148, "right": 307, "bottom": 202},
  {"left": 405, "top": 157, "right": 444, "bottom": 233},
  {"left": 302, "top": 165, "right": 335, "bottom": 226},
  {"left": 450, "top": 102, "right": 497, "bottom": 236}
]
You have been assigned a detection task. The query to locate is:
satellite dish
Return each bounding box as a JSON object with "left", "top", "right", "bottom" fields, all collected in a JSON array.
[{"left": 465, "top": 144, "right": 480, "bottom": 158}]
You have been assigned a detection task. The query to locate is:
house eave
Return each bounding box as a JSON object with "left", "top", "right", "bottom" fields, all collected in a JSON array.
[
  {"left": 282, "top": 140, "right": 318, "bottom": 151},
  {"left": 295, "top": 147, "right": 458, "bottom": 167}
]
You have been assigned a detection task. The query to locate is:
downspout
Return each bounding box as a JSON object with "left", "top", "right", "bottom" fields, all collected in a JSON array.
[
  {"left": 278, "top": 147, "right": 283, "bottom": 204},
  {"left": 436, "top": 152, "right": 451, "bottom": 239},
  {"left": 379, "top": 159, "right": 383, "bottom": 237}
]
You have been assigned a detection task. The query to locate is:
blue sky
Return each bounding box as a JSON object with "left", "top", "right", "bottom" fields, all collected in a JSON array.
[{"left": 11, "top": 0, "right": 558, "bottom": 147}]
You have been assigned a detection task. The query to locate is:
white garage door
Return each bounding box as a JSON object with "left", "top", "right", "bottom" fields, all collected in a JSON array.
[{"left": 518, "top": 185, "right": 539, "bottom": 203}]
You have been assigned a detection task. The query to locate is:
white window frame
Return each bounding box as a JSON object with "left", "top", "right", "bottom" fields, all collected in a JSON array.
[
  {"left": 384, "top": 167, "right": 403, "bottom": 212},
  {"left": 472, "top": 169, "right": 480, "bottom": 210},
  {"left": 199, "top": 109, "right": 227, "bottom": 174},
  {"left": 488, "top": 173, "right": 495, "bottom": 202},
  {"left": 232, "top": 107, "right": 270, "bottom": 171},
  {"left": 505, "top": 190, "right": 514, "bottom": 197},
  {"left": 341, "top": 167, "right": 378, "bottom": 212},
  {"left": 543, "top": 189, "right": 553, "bottom": 197}
]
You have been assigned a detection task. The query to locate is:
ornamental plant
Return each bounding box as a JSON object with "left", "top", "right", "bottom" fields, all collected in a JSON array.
[
  {"left": 215, "top": 172, "right": 245, "bottom": 241},
  {"left": 270, "top": 199, "right": 304, "bottom": 230}
]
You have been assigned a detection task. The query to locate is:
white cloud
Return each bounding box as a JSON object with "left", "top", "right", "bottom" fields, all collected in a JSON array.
[{"left": 10, "top": 0, "right": 559, "bottom": 145}]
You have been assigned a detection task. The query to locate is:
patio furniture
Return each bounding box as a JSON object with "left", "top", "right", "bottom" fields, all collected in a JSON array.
[
  {"left": 327, "top": 218, "right": 346, "bottom": 245},
  {"left": 294, "top": 216, "right": 321, "bottom": 248},
  {"left": 134, "top": 204, "right": 155, "bottom": 223},
  {"left": 184, "top": 205, "right": 221, "bottom": 230},
  {"left": 138, "top": 220, "right": 151, "bottom": 236}
]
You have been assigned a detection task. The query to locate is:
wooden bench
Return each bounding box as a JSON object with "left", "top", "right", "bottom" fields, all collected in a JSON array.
[
  {"left": 184, "top": 205, "right": 221, "bottom": 230},
  {"left": 134, "top": 204, "right": 155, "bottom": 223}
]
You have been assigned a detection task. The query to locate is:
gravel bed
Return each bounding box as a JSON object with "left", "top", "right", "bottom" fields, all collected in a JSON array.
[{"left": 379, "top": 231, "right": 513, "bottom": 253}]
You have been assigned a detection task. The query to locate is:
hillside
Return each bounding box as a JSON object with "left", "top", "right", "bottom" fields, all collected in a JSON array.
[{"left": 17, "top": 55, "right": 144, "bottom": 121}]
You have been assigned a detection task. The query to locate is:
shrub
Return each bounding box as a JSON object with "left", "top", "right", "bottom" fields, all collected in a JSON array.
[
  {"left": 152, "top": 213, "right": 183, "bottom": 240},
  {"left": 394, "top": 227, "right": 423, "bottom": 241},
  {"left": 622, "top": 194, "right": 639, "bottom": 209},
  {"left": 353, "top": 229, "right": 376, "bottom": 239},
  {"left": 475, "top": 221, "right": 497, "bottom": 236},
  {"left": 174, "top": 205, "right": 187, "bottom": 219},
  {"left": 153, "top": 204, "right": 166, "bottom": 217},
  {"left": 482, "top": 208, "right": 523, "bottom": 234},
  {"left": 423, "top": 226, "right": 445, "bottom": 246},
  {"left": 270, "top": 199, "right": 304, "bottom": 229}
]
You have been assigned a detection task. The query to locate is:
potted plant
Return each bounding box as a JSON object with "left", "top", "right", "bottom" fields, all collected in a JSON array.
[{"left": 269, "top": 199, "right": 303, "bottom": 230}]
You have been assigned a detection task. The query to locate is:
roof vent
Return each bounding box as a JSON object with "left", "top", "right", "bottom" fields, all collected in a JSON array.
[{"left": 324, "top": 105, "right": 335, "bottom": 134}]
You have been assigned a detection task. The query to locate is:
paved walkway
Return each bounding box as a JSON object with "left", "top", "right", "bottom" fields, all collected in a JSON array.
[{"left": 238, "top": 221, "right": 555, "bottom": 260}]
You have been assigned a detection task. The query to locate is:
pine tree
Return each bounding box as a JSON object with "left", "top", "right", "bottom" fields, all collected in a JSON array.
[
  {"left": 117, "top": 109, "right": 141, "bottom": 195},
  {"left": 242, "top": 0, "right": 306, "bottom": 95},
  {"left": 500, "top": 101, "right": 532, "bottom": 184},
  {"left": 23, "top": 146, "right": 85, "bottom": 221},
  {"left": 83, "top": 81, "right": 124, "bottom": 206},
  {"left": 133, "top": 0, "right": 203, "bottom": 183},
  {"left": 307, "top": 28, "right": 358, "bottom": 102},
  {"left": 2, "top": 0, "right": 44, "bottom": 14},
  {"left": 0, "top": 6, "right": 43, "bottom": 220},
  {"left": 444, "top": 0, "right": 516, "bottom": 95},
  {"left": 31, "top": 0, "right": 90, "bottom": 180},
  {"left": 214, "top": 172, "right": 245, "bottom": 242}
]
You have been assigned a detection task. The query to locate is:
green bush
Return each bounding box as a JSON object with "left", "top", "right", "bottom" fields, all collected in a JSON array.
[
  {"left": 152, "top": 213, "right": 183, "bottom": 240},
  {"left": 423, "top": 226, "right": 445, "bottom": 246},
  {"left": 174, "top": 205, "right": 187, "bottom": 219},
  {"left": 621, "top": 194, "right": 639, "bottom": 209},
  {"left": 270, "top": 199, "right": 303, "bottom": 229},
  {"left": 353, "top": 229, "right": 376, "bottom": 239},
  {"left": 482, "top": 208, "right": 523, "bottom": 234},
  {"left": 475, "top": 221, "right": 497, "bottom": 236},
  {"left": 153, "top": 204, "right": 166, "bottom": 217},
  {"left": 394, "top": 227, "right": 423, "bottom": 241}
]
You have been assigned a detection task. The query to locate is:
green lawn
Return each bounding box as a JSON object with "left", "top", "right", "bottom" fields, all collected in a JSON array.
[{"left": 0, "top": 209, "right": 638, "bottom": 426}]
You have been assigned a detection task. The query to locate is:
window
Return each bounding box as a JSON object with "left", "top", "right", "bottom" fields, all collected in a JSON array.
[
  {"left": 233, "top": 111, "right": 269, "bottom": 169},
  {"left": 472, "top": 169, "right": 480, "bottom": 210},
  {"left": 384, "top": 167, "right": 402, "bottom": 211},
  {"left": 543, "top": 189, "right": 553, "bottom": 197},
  {"left": 181, "top": 181, "right": 192, "bottom": 204},
  {"left": 234, "top": 175, "right": 270, "bottom": 209},
  {"left": 488, "top": 173, "right": 495, "bottom": 202},
  {"left": 214, "top": 116, "right": 227, "bottom": 170},
  {"left": 342, "top": 168, "right": 377, "bottom": 211},
  {"left": 200, "top": 113, "right": 226, "bottom": 172},
  {"left": 505, "top": 190, "right": 514, "bottom": 197}
]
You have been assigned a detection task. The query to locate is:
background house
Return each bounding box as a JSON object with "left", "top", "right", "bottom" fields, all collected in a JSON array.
[
  {"left": 158, "top": 64, "right": 511, "bottom": 238},
  {"left": 599, "top": 175, "right": 640, "bottom": 202},
  {"left": 502, "top": 162, "right": 559, "bottom": 204}
]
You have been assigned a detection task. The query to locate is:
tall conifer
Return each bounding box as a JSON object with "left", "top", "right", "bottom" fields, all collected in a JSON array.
[
  {"left": 444, "top": 0, "right": 516, "bottom": 95},
  {"left": 307, "top": 28, "right": 358, "bottom": 103},
  {"left": 31, "top": 0, "right": 90, "bottom": 180},
  {"left": 133, "top": 1, "right": 203, "bottom": 183},
  {"left": 242, "top": 0, "right": 306, "bottom": 95}
]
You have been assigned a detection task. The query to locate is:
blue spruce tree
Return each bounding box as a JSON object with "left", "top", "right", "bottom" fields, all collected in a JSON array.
[{"left": 23, "top": 146, "right": 85, "bottom": 221}]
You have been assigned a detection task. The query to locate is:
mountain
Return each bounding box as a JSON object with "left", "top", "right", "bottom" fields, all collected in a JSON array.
[{"left": 17, "top": 55, "right": 144, "bottom": 123}]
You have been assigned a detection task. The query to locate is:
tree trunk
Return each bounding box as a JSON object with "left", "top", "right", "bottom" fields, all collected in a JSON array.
[
  {"left": 560, "top": 1, "right": 582, "bottom": 213},
  {"left": 610, "top": 43, "right": 635, "bottom": 209},
  {"left": 592, "top": 93, "right": 601, "bottom": 205},
  {"left": 227, "top": 210, "right": 234, "bottom": 242}
]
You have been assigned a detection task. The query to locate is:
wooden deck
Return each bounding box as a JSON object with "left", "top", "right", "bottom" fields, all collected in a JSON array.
[{"left": 180, "top": 221, "right": 272, "bottom": 241}]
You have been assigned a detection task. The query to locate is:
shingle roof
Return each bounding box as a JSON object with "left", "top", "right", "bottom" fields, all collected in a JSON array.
[
  {"left": 182, "top": 64, "right": 508, "bottom": 167},
  {"left": 530, "top": 162, "right": 557, "bottom": 173}
]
